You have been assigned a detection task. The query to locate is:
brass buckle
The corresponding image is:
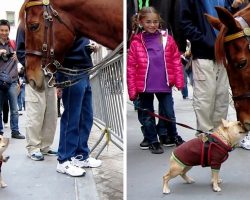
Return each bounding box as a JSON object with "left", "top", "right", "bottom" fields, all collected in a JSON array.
[
  {"left": 43, "top": 0, "right": 50, "bottom": 5},
  {"left": 243, "top": 28, "right": 250, "bottom": 37}
]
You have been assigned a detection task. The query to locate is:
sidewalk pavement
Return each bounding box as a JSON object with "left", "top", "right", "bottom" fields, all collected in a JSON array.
[
  {"left": 0, "top": 112, "right": 123, "bottom": 200},
  {"left": 127, "top": 86, "right": 250, "bottom": 200}
]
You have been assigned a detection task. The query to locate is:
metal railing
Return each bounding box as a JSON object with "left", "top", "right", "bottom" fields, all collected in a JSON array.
[{"left": 90, "top": 53, "right": 123, "bottom": 158}]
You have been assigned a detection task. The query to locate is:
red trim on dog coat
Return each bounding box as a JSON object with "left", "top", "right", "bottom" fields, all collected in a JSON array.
[{"left": 173, "top": 135, "right": 232, "bottom": 170}]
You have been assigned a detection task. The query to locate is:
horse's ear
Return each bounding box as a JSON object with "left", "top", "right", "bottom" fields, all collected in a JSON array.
[
  {"left": 215, "top": 6, "right": 238, "bottom": 30},
  {"left": 205, "top": 13, "right": 222, "bottom": 31}
]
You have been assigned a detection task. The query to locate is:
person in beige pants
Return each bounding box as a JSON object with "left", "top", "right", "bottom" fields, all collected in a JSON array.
[
  {"left": 179, "top": 0, "right": 246, "bottom": 134},
  {"left": 16, "top": 27, "right": 57, "bottom": 161},
  {"left": 25, "top": 77, "right": 57, "bottom": 161}
]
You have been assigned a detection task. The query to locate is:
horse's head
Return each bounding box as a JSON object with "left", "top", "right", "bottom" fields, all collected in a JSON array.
[
  {"left": 206, "top": 5, "right": 250, "bottom": 131},
  {"left": 20, "top": 0, "right": 75, "bottom": 91}
]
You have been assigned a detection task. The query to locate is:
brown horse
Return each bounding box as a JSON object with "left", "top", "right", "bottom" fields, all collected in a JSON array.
[
  {"left": 19, "top": 0, "right": 123, "bottom": 91},
  {"left": 206, "top": 5, "right": 250, "bottom": 130}
]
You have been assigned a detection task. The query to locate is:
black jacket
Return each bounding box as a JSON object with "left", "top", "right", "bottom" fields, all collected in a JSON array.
[
  {"left": 0, "top": 41, "right": 18, "bottom": 82},
  {"left": 179, "top": 0, "right": 244, "bottom": 59}
]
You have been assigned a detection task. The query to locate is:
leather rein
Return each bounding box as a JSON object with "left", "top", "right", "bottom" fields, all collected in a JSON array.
[
  {"left": 24, "top": 0, "right": 93, "bottom": 88},
  {"left": 223, "top": 16, "right": 250, "bottom": 101}
]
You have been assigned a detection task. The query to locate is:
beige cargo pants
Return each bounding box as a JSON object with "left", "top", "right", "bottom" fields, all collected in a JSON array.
[
  {"left": 192, "top": 59, "right": 229, "bottom": 132},
  {"left": 25, "top": 77, "right": 57, "bottom": 154}
]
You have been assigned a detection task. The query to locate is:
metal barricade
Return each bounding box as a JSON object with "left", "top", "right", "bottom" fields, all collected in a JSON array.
[{"left": 90, "top": 53, "right": 123, "bottom": 158}]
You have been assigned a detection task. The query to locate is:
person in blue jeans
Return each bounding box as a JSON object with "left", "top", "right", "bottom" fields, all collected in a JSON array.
[
  {"left": 56, "top": 37, "right": 102, "bottom": 177},
  {"left": 17, "top": 66, "right": 25, "bottom": 111},
  {"left": 0, "top": 19, "right": 24, "bottom": 139}
]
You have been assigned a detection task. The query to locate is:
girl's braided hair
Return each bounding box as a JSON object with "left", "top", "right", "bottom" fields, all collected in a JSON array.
[{"left": 131, "top": 6, "right": 163, "bottom": 34}]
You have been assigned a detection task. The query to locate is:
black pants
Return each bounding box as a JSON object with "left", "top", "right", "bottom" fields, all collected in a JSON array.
[{"left": 3, "top": 97, "right": 9, "bottom": 123}]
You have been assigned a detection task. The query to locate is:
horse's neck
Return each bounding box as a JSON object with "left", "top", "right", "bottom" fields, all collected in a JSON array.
[{"left": 53, "top": 0, "right": 122, "bottom": 50}]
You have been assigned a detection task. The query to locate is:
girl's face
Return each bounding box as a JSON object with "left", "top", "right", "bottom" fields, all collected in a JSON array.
[{"left": 140, "top": 13, "right": 160, "bottom": 34}]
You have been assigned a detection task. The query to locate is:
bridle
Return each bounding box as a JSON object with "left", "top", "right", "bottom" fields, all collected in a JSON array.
[
  {"left": 24, "top": 0, "right": 94, "bottom": 88},
  {"left": 223, "top": 16, "right": 250, "bottom": 101}
]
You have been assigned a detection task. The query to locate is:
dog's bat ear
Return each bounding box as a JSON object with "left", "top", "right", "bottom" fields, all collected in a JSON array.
[{"left": 221, "top": 118, "right": 229, "bottom": 128}]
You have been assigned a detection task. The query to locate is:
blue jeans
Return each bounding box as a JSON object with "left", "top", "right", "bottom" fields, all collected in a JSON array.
[
  {"left": 181, "top": 66, "right": 193, "bottom": 98},
  {"left": 138, "top": 93, "right": 178, "bottom": 144},
  {"left": 18, "top": 86, "right": 25, "bottom": 110},
  {"left": 0, "top": 81, "right": 19, "bottom": 133},
  {"left": 57, "top": 76, "right": 93, "bottom": 162}
]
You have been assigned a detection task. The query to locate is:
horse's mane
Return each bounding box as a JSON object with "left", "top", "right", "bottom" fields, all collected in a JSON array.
[
  {"left": 19, "top": 0, "right": 30, "bottom": 29},
  {"left": 215, "top": 25, "right": 228, "bottom": 65}
]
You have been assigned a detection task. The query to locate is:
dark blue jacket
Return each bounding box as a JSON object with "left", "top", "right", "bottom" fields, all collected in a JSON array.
[
  {"left": 63, "top": 37, "right": 93, "bottom": 69},
  {"left": 16, "top": 27, "right": 25, "bottom": 66},
  {"left": 179, "top": 0, "right": 244, "bottom": 60}
]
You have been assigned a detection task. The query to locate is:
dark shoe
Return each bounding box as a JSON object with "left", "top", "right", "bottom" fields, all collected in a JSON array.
[
  {"left": 0, "top": 131, "right": 3, "bottom": 135},
  {"left": 58, "top": 113, "right": 62, "bottom": 118},
  {"left": 140, "top": 138, "right": 149, "bottom": 150},
  {"left": 11, "top": 131, "right": 25, "bottom": 139},
  {"left": 149, "top": 142, "right": 164, "bottom": 154},
  {"left": 159, "top": 135, "right": 175, "bottom": 147},
  {"left": 174, "top": 135, "right": 185, "bottom": 146},
  {"left": 42, "top": 150, "right": 57, "bottom": 156}
]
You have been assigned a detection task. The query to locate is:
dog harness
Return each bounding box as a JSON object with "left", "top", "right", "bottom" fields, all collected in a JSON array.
[{"left": 173, "top": 134, "right": 232, "bottom": 170}]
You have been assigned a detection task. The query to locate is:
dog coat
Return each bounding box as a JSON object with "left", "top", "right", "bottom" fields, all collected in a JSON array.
[{"left": 173, "top": 134, "right": 232, "bottom": 170}]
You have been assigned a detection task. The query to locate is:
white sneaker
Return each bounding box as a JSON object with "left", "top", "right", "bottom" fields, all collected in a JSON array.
[
  {"left": 71, "top": 156, "right": 102, "bottom": 168},
  {"left": 56, "top": 161, "right": 86, "bottom": 177},
  {"left": 4, "top": 123, "right": 9, "bottom": 128},
  {"left": 239, "top": 134, "right": 250, "bottom": 150}
]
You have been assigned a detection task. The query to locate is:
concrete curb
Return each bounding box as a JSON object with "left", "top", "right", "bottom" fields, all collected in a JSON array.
[{"left": 75, "top": 169, "right": 100, "bottom": 200}]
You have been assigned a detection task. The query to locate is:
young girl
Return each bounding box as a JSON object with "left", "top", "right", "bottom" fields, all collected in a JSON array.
[{"left": 127, "top": 6, "right": 185, "bottom": 154}]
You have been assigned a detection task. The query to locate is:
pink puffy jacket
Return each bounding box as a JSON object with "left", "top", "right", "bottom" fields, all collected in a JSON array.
[{"left": 127, "top": 30, "right": 184, "bottom": 101}]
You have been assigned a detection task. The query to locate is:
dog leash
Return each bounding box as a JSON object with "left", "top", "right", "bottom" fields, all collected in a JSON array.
[{"left": 128, "top": 102, "right": 211, "bottom": 135}]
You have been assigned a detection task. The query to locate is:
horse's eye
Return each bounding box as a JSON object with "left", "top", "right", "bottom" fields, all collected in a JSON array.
[
  {"left": 28, "top": 23, "right": 39, "bottom": 32},
  {"left": 233, "top": 59, "right": 247, "bottom": 69}
]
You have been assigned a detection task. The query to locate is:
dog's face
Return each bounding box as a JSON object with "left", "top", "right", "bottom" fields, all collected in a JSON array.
[
  {"left": 219, "top": 119, "right": 247, "bottom": 147},
  {"left": 0, "top": 135, "right": 9, "bottom": 155}
]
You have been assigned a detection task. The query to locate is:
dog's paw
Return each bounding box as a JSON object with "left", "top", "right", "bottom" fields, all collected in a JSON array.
[
  {"left": 163, "top": 184, "right": 171, "bottom": 194},
  {"left": 213, "top": 185, "right": 221, "bottom": 192},
  {"left": 0, "top": 182, "right": 8, "bottom": 188},
  {"left": 163, "top": 188, "right": 171, "bottom": 194}
]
